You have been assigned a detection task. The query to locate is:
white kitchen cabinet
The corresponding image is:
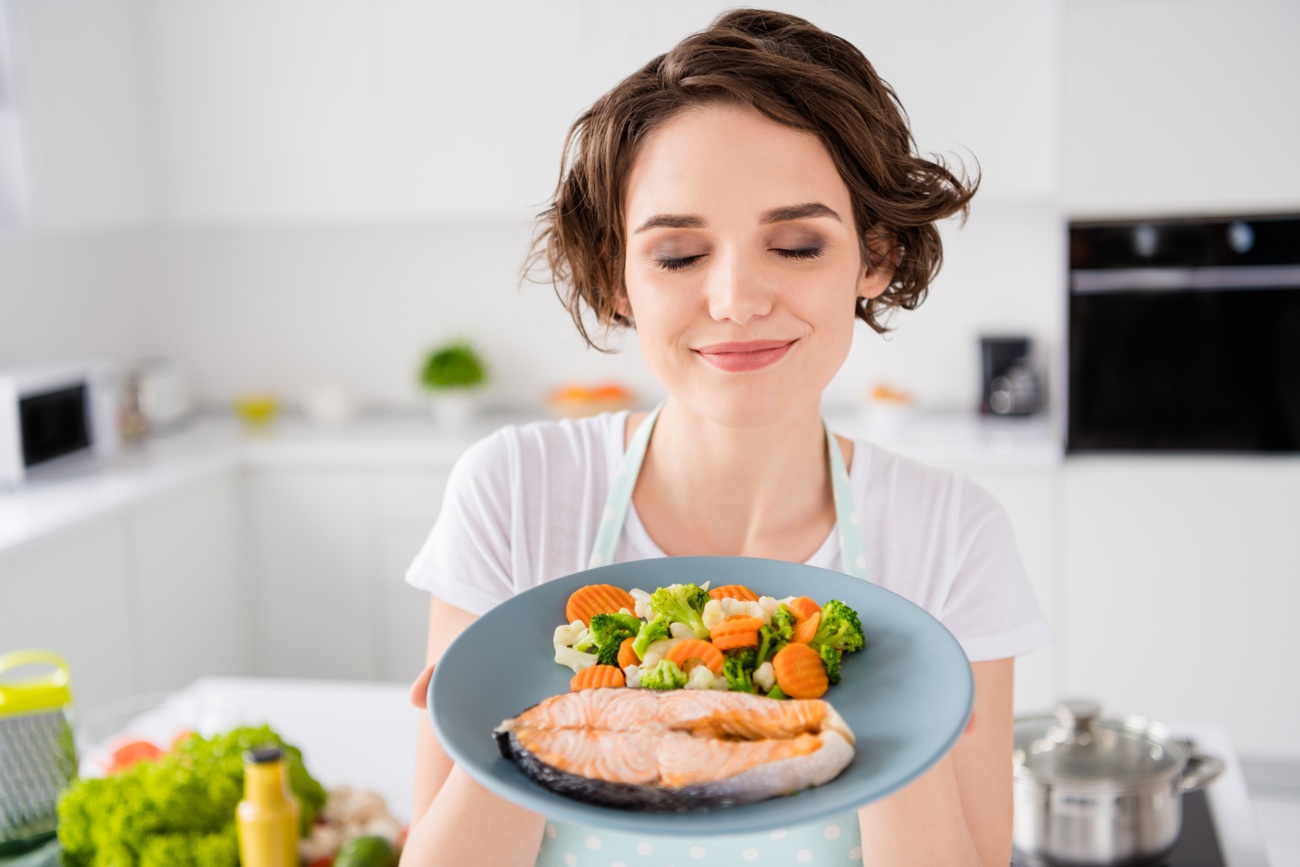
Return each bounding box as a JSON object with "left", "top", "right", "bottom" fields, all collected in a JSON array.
[
  {"left": 1065, "top": 0, "right": 1300, "bottom": 217},
  {"left": 0, "top": 514, "right": 138, "bottom": 718},
  {"left": 9, "top": 0, "right": 154, "bottom": 230},
  {"left": 246, "top": 468, "right": 373, "bottom": 679},
  {"left": 965, "top": 468, "right": 1061, "bottom": 716},
  {"left": 1062, "top": 458, "right": 1300, "bottom": 761},
  {"left": 364, "top": 468, "right": 449, "bottom": 682},
  {"left": 124, "top": 472, "right": 251, "bottom": 693}
]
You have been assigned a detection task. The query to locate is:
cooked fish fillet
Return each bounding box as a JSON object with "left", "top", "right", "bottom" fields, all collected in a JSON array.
[{"left": 494, "top": 689, "right": 855, "bottom": 811}]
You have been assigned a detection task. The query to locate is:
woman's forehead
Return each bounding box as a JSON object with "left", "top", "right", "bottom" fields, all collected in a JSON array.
[{"left": 623, "top": 103, "right": 851, "bottom": 229}]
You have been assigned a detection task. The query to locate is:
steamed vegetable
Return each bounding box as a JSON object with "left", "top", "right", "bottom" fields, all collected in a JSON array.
[
  {"left": 647, "top": 583, "right": 712, "bottom": 639},
  {"left": 640, "top": 659, "right": 689, "bottom": 690},
  {"left": 631, "top": 613, "right": 673, "bottom": 660},
  {"left": 809, "top": 599, "right": 866, "bottom": 653}
]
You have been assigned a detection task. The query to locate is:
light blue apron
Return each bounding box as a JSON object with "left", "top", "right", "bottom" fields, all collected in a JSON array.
[{"left": 535, "top": 404, "right": 869, "bottom": 867}]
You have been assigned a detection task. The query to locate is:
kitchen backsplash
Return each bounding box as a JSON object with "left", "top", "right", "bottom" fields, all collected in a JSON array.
[{"left": 0, "top": 197, "right": 1064, "bottom": 415}]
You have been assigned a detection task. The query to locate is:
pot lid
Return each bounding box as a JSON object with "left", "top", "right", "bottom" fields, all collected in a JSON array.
[{"left": 1013, "top": 700, "right": 1186, "bottom": 788}]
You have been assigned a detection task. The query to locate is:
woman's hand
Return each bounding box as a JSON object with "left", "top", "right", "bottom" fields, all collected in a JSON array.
[
  {"left": 410, "top": 663, "right": 435, "bottom": 709},
  {"left": 403, "top": 599, "right": 546, "bottom": 867},
  {"left": 856, "top": 658, "right": 1013, "bottom": 867}
]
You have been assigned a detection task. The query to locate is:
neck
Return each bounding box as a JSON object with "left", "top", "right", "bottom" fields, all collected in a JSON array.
[{"left": 633, "top": 397, "right": 835, "bottom": 558}]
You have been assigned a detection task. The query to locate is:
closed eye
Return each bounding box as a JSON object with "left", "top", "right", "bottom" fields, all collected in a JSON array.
[
  {"left": 654, "top": 255, "right": 705, "bottom": 272},
  {"left": 777, "top": 247, "right": 824, "bottom": 261}
]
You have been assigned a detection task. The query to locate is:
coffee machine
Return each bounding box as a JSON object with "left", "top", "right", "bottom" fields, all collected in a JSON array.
[{"left": 980, "top": 336, "right": 1042, "bottom": 416}]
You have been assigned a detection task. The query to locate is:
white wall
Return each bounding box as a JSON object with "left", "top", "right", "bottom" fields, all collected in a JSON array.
[
  {"left": 115, "top": 200, "right": 1062, "bottom": 416},
  {"left": 0, "top": 228, "right": 147, "bottom": 371}
]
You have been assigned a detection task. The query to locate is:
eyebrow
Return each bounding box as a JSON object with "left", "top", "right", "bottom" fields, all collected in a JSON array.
[{"left": 632, "top": 202, "right": 842, "bottom": 234}]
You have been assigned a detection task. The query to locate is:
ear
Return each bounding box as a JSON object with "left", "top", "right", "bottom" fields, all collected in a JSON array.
[
  {"left": 613, "top": 291, "right": 633, "bottom": 319},
  {"left": 857, "top": 235, "right": 898, "bottom": 301}
]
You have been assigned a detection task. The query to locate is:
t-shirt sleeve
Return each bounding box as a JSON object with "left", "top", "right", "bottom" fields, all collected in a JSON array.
[
  {"left": 939, "top": 479, "right": 1053, "bottom": 662},
  {"left": 405, "top": 428, "right": 517, "bottom": 616}
]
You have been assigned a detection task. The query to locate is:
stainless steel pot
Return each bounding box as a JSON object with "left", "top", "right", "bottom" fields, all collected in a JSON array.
[{"left": 1012, "top": 700, "right": 1224, "bottom": 867}]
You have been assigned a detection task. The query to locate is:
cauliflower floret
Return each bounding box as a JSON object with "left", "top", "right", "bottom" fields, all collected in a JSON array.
[
  {"left": 554, "top": 619, "right": 597, "bottom": 673},
  {"left": 719, "top": 597, "right": 771, "bottom": 625},
  {"left": 669, "top": 621, "right": 696, "bottom": 640},
  {"left": 640, "top": 637, "right": 683, "bottom": 670},
  {"left": 630, "top": 588, "right": 653, "bottom": 620},
  {"left": 624, "top": 664, "right": 643, "bottom": 688},
  {"left": 757, "top": 596, "right": 781, "bottom": 617},
  {"left": 685, "top": 665, "right": 729, "bottom": 690},
  {"left": 753, "top": 661, "right": 776, "bottom": 692},
  {"left": 702, "top": 599, "right": 726, "bottom": 629}
]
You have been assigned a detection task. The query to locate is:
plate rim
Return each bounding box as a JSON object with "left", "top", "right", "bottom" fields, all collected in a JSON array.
[{"left": 428, "top": 555, "right": 973, "bottom": 835}]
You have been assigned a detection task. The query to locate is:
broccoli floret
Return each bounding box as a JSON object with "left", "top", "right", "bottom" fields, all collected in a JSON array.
[
  {"left": 809, "top": 599, "right": 865, "bottom": 653},
  {"left": 756, "top": 623, "right": 788, "bottom": 666},
  {"left": 586, "top": 612, "right": 640, "bottom": 663},
  {"left": 631, "top": 614, "right": 673, "bottom": 659},
  {"left": 770, "top": 604, "right": 797, "bottom": 641},
  {"left": 640, "top": 658, "right": 689, "bottom": 690},
  {"left": 818, "top": 643, "right": 842, "bottom": 685},
  {"left": 722, "top": 648, "right": 759, "bottom": 693},
  {"left": 590, "top": 612, "right": 641, "bottom": 646},
  {"left": 648, "top": 583, "right": 712, "bottom": 639},
  {"left": 766, "top": 684, "right": 789, "bottom": 700}
]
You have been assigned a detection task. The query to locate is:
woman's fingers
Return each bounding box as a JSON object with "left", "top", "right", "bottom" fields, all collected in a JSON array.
[
  {"left": 410, "top": 663, "right": 436, "bottom": 709},
  {"left": 963, "top": 710, "right": 977, "bottom": 736}
]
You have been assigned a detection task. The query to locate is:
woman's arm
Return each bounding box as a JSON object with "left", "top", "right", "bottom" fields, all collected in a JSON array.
[
  {"left": 856, "top": 658, "right": 1015, "bottom": 867},
  {"left": 401, "top": 596, "right": 547, "bottom": 866}
]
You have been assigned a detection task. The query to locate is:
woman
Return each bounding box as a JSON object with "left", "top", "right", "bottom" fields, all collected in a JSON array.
[{"left": 402, "top": 9, "right": 1049, "bottom": 866}]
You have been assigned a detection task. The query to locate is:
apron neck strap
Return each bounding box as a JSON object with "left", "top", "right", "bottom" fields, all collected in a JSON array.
[{"left": 589, "top": 403, "right": 867, "bottom": 581}]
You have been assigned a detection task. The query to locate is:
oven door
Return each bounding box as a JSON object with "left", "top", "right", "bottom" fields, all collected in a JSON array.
[{"left": 1067, "top": 217, "right": 1300, "bottom": 453}]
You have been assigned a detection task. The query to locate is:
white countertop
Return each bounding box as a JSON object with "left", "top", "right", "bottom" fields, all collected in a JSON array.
[
  {"left": 101, "top": 677, "right": 1269, "bottom": 865},
  {"left": 0, "top": 407, "right": 1063, "bottom": 556}
]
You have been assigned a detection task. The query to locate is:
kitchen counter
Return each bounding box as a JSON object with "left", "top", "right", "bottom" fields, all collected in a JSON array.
[
  {"left": 103, "top": 676, "right": 1270, "bottom": 864},
  {"left": 0, "top": 407, "right": 1063, "bottom": 556}
]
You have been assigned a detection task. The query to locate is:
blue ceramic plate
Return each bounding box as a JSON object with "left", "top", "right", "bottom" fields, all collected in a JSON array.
[{"left": 429, "top": 556, "right": 972, "bottom": 836}]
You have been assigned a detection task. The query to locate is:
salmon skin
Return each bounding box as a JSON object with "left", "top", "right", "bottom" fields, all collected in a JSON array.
[{"left": 494, "top": 689, "right": 855, "bottom": 812}]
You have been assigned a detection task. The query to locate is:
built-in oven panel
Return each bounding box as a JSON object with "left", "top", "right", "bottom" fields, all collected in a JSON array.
[{"left": 1067, "top": 216, "right": 1300, "bottom": 453}]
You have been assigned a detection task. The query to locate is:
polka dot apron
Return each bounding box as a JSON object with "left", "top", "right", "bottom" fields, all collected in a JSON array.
[{"left": 536, "top": 403, "right": 869, "bottom": 866}]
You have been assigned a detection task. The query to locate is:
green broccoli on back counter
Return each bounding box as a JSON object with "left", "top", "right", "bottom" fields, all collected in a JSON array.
[{"left": 57, "top": 725, "right": 325, "bottom": 867}]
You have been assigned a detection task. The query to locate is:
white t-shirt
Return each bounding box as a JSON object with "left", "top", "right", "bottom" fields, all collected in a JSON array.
[{"left": 406, "top": 411, "right": 1050, "bottom": 662}]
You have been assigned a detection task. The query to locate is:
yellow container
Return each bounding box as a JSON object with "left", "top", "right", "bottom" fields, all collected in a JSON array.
[
  {"left": 236, "top": 747, "right": 300, "bottom": 867},
  {"left": 0, "top": 650, "right": 77, "bottom": 847}
]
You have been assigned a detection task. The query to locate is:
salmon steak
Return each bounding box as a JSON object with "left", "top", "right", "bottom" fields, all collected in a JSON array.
[{"left": 493, "top": 689, "right": 855, "bottom": 811}]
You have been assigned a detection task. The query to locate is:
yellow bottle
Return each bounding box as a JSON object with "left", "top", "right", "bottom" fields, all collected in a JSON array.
[{"left": 236, "top": 747, "right": 300, "bottom": 867}]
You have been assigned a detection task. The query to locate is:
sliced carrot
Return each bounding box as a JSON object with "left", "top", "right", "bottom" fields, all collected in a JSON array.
[
  {"left": 708, "top": 584, "right": 760, "bottom": 603},
  {"left": 709, "top": 616, "right": 764, "bottom": 641},
  {"left": 790, "top": 611, "right": 821, "bottom": 645},
  {"left": 666, "top": 639, "right": 725, "bottom": 675},
  {"left": 570, "top": 664, "right": 626, "bottom": 691},
  {"left": 712, "top": 630, "right": 759, "bottom": 650},
  {"left": 565, "top": 584, "right": 638, "bottom": 626},
  {"left": 617, "top": 636, "right": 639, "bottom": 668},
  {"left": 788, "top": 596, "right": 821, "bottom": 622},
  {"left": 772, "top": 643, "right": 829, "bottom": 699}
]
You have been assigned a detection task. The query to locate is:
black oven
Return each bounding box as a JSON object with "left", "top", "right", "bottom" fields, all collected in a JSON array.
[{"left": 1067, "top": 214, "right": 1300, "bottom": 453}]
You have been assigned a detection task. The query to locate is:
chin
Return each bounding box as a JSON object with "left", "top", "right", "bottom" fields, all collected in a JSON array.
[{"left": 678, "top": 382, "right": 822, "bottom": 429}]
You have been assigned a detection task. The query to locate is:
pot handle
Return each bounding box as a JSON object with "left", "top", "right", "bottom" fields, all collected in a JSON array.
[{"left": 1179, "top": 751, "right": 1225, "bottom": 793}]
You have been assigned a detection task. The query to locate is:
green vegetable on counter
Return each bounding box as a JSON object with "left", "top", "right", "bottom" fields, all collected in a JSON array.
[{"left": 57, "top": 725, "right": 326, "bottom": 867}]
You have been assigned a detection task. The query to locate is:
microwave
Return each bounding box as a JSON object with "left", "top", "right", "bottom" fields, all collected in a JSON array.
[{"left": 0, "top": 362, "right": 119, "bottom": 487}]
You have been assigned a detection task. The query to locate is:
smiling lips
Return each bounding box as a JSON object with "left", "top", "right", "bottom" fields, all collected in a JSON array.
[{"left": 693, "top": 339, "right": 796, "bottom": 372}]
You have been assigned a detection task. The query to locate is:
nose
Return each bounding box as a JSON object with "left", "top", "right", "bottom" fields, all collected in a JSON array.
[{"left": 706, "top": 248, "right": 773, "bottom": 325}]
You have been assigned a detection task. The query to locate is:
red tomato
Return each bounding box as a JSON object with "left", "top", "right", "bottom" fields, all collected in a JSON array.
[{"left": 108, "top": 738, "right": 164, "bottom": 773}]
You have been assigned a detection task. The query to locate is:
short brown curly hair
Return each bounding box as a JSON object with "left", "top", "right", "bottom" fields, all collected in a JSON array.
[{"left": 525, "top": 8, "right": 978, "bottom": 350}]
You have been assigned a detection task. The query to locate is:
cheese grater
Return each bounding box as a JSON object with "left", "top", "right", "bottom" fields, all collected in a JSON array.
[{"left": 0, "top": 651, "right": 77, "bottom": 848}]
